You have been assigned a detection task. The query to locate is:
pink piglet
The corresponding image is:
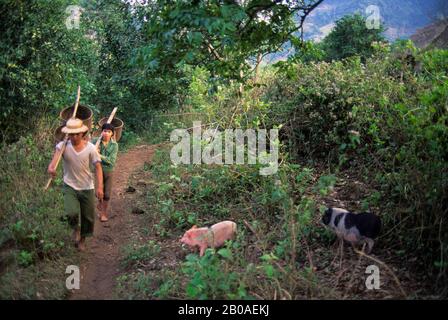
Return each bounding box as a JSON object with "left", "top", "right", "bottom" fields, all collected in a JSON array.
[{"left": 180, "top": 220, "right": 237, "bottom": 256}]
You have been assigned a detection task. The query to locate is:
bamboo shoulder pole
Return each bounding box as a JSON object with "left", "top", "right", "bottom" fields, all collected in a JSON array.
[
  {"left": 44, "top": 86, "right": 81, "bottom": 190},
  {"left": 71, "top": 85, "right": 81, "bottom": 119},
  {"left": 95, "top": 107, "right": 118, "bottom": 149}
]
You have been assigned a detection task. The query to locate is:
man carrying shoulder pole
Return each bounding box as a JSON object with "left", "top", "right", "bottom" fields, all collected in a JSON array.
[{"left": 47, "top": 118, "right": 104, "bottom": 251}]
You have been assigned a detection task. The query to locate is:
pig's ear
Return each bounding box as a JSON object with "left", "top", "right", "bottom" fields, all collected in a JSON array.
[{"left": 191, "top": 225, "right": 197, "bottom": 229}]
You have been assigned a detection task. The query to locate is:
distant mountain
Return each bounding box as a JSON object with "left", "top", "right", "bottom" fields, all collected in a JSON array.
[
  {"left": 304, "top": 0, "right": 447, "bottom": 41},
  {"left": 410, "top": 19, "right": 448, "bottom": 48},
  {"left": 263, "top": 0, "right": 448, "bottom": 63},
  {"left": 432, "top": 24, "right": 448, "bottom": 48}
]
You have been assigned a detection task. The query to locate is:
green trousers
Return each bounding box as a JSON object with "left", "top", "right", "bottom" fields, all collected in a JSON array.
[{"left": 63, "top": 184, "right": 95, "bottom": 237}]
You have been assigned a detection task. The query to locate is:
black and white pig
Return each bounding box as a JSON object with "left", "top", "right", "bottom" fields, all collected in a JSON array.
[{"left": 322, "top": 207, "right": 381, "bottom": 254}]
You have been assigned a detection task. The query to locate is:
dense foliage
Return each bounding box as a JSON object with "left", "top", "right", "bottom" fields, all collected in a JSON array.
[
  {"left": 320, "top": 14, "right": 386, "bottom": 61},
  {"left": 0, "top": 0, "right": 447, "bottom": 299},
  {"left": 0, "top": 0, "right": 98, "bottom": 142},
  {"left": 268, "top": 44, "right": 448, "bottom": 289},
  {"left": 134, "top": 0, "right": 324, "bottom": 81}
]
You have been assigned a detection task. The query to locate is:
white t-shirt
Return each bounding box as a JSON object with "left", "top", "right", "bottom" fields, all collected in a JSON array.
[{"left": 56, "top": 140, "right": 101, "bottom": 190}]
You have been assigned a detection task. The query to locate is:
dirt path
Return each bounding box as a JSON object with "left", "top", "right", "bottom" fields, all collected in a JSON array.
[{"left": 70, "top": 144, "right": 157, "bottom": 300}]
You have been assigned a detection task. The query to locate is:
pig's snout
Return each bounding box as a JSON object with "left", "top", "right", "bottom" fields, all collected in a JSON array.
[{"left": 180, "top": 233, "right": 188, "bottom": 242}]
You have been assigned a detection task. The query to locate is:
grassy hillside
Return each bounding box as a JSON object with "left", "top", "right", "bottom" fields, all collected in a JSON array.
[
  {"left": 0, "top": 1, "right": 447, "bottom": 299},
  {"left": 116, "top": 43, "right": 448, "bottom": 299}
]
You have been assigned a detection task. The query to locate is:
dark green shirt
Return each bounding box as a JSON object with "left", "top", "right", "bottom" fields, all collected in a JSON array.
[{"left": 92, "top": 138, "right": 118, "bottom": 173}]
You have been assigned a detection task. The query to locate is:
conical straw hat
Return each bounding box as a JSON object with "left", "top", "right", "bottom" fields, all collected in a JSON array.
[{"left": 61, "top": 118, "right": 89, "bottom": 134}]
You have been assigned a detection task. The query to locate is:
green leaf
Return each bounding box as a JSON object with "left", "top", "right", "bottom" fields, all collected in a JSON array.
[
  {"left": 217, "top": 248, "right": 232, "bottom": 259},
  {"left": 264, "top": 265, "right": 275, "bottom": 278},
  {"left": 186, "top": 283, "right": 200, "bottom": 297}
]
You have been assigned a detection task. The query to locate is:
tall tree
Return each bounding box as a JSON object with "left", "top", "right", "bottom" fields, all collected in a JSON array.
[
  {"left": 135, "top": 0, "right": 324, "bottom": 81},
  {"left": 0, "top": 0, "right": 99, "bottom": 142},
  {"left": 321, "top": 13, "right": 386, "bottom": 61}
]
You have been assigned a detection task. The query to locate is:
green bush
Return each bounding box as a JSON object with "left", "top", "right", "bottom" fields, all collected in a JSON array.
[
  {"left": 0, "top": 120, "right": 69, "bottom": 258},
  {"left": 0, "top": 119, "right": 75, "bottom": 298},
  {"left": 182, "top": 249, "right": 249, "bottom": 300},
  {"left": 320, "top": 13, "right": 386, "bottom": 62},
  {"left": 122, "top": 240, "right": 161, "bottom": 268},
  {"left": 171, "top": 43, "right": 448, "bottom": 293},
  {"left": 264, "top": 44, "right": 448, "bottom": 288}
]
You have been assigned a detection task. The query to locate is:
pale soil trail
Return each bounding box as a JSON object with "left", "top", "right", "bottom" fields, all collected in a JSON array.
[{"left": 70, "top": 144, "right": 156, "bottom": 300}]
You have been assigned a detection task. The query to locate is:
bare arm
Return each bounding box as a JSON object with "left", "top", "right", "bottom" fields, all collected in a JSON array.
[
  {"left": 47, "top": 147, "right": 63, "bottom": 178},
  {"left": 95, "top": 161, "right": 104, "bottom": 200}
]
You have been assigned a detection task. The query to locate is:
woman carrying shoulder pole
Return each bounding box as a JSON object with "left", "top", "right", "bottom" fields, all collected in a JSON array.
[{"left": 93, "top": 123, "right": 118, "bottom": 222}]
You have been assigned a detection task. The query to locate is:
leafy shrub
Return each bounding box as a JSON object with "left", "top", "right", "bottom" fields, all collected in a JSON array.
[
  {"left": 263, "top": 44, "right": 448, "bottom": 288},
  {"left": 182, "top": 248, "right": 249, "bottom": 300},
  {"left": 122, "top": 240, "right": 161, "bottom": 268},
  {"left": 0, "top": 119, "right": 75, "bottom": 298}
]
